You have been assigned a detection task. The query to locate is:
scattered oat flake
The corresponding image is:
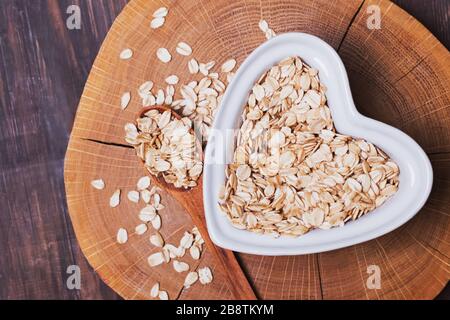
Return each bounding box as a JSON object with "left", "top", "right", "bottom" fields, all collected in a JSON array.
[
  {"left": 184, "top": 272, "right": 198, "bottom": 288},
  {"left": 258, "top": 19, "right": 276, "bottom": 39},
  {"left": 127, "top": 190, "right": 140, "bottom": 203},
  {"left": 258, "top": 20, "right": 269, "bottom": 32},
  {"left": 175, "top": 246, "right": 186, "bottom": 258},
  {"left": 173, "top": 260, "right": 189, "bottom": 273},
  {"left": 188, "top": 58, "right": 199, "bottom": 74},
  {"left": 139, "top": 205, "right": 156, "bottom": 222},
  {"left": 162, "top": 248, "right": 171, "bottom": 263},
  {"left": 151, "top": 17, "right": 165, "bottom": 29},
  {"left": 91, "top": 179, "right": 105, "bottom": 190},
  {"left": 164, "top": 244, "right": 178, "bottom": 258},
  {"left": 121, "top": 92, "right": 131, "bottom": 110},
  {"left": 198, "top": 267, "right": 213, "bottom": 285},
  {"left": 156, "top": 89, "right": 165, "bottom": 105},
  {"left": 150, "top": 282, "right": 159, "bottom": 298},
  {"left": 137, "top": 176, "right": 151, "bottom": 190},
  {"left": 150, "top": 232, "right": 164, "bottom": 247},
  {"left": 157, "top": 48, "right": 171, "bottom": 63},
  {"left": 221, "top": 59, "right": 237, "bottom": 73},
  {"left": 135, "top": 223, "right": 148, "bottom": 235},
  {"left": 141, "top": 189, "right": 151, "bottom": 203},
  {"left": 265, "top": 29, "right": 276, "bottom": 39},
  {"left": 154, "top": 193, "right": 161, "bottom": 206},
  {"left": 109, "top": 189, "right": 121, "bottom": 208},
  {"left": 158, "top": 291, "right": 169, "bottom": 300},
  {"left": 165, "top": 75, "right": 179, "bottom": 85},
  {"left": 120, "top": 48, "right": 133, "bottom": 60},
  {"left": 199, "top": 63, "right": 208, "bottom": 76},
  {"left": 151, "top": 214, "right": 162, "bottom": 230},
  {"left": 153, "top": 7, "right": 168, "bottom": 18},
  {"left": 139, "top": 81, "right": 154, "bottom": 93},
  {"left": 189, "top": 245, "right": 201, "bottom": 260},
  {"left": 148, "top": 252, "right": 165, "bottom": 267},
  {"left": 116, "top": 228, "right": 128, "bottom": 244},
  {"left": 176, "top": 42, "right": 192, "bottom": 56},
  {"left": 180, "top": 231, "right": 194, "bottom": 249}
]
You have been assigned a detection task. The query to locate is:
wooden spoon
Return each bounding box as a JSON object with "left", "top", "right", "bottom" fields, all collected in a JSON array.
[{"left": 139, "top": 105, "right": 257, "bottom": 300}]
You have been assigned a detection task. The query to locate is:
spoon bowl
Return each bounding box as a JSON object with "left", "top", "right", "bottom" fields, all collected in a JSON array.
[{"left": 139, "top": 105, "right": 203, "bottom": 192}]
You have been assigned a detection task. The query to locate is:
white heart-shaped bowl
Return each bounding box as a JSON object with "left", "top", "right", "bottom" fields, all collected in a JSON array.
[{"left": 203, "top": 33, "right": 433, "bottom": 256}]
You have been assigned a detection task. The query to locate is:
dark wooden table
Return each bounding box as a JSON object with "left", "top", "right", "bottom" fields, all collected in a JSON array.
[{"left": 0, "top": 0, "right": 448, "bottom": 300}]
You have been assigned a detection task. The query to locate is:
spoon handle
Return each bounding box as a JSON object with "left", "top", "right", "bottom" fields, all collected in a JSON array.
[{"left": 166, "top": 179, "right": 258, "bottom": 300}]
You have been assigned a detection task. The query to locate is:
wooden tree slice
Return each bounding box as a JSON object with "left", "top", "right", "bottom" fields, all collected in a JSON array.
[{"left": 64, "top": 0, "right": 449, "bottom": 300}]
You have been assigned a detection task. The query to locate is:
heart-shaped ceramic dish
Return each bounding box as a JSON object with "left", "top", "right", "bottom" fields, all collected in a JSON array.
[{"left": 203, "top": 33, "right": 433, "bottom": 256}]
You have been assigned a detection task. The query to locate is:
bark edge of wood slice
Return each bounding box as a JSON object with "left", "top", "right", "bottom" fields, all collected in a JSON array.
[{"left": 64, "top": 0, "right": 450, "bottom": 300}]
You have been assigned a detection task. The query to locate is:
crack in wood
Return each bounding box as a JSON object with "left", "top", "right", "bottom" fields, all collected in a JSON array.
[
  {"left": 430, "top": 246, "right": 450, "bottom": 261},
  {"left": 234, "top": 253, "right": 260, "bottom": 299},
  {"left": 427, "top": 151, "right": 450, "bottom": 156},
  {"left": 315, "top": 254, "right": 324, "bottom": 299},
  {"left": 337, "top": 0, "right": 366, "bottom": 52},
  {"left": 394, "top": 54, "right": 427, "bottom": 84},
  {"left": 82, "top": 138, "right": 134, "bottom": 149}
]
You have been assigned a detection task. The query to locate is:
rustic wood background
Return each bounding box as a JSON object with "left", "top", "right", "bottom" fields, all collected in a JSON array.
[{"left": 0, "top": 0, "right": 448, "bottom": 299}]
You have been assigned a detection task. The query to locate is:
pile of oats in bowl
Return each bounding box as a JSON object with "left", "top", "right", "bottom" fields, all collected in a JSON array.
[{"left": 218, "top": 56, "right": 400, "bottom": 238}]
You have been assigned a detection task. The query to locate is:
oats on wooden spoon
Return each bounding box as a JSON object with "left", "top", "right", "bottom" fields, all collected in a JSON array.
[{"left": 125, "top": 105, "right": 203, "bottom": 189}]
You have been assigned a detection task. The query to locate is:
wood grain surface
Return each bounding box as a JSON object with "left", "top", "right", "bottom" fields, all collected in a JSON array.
[{"left": 0, "top": 0, "right": 449, "bottom": 299}]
